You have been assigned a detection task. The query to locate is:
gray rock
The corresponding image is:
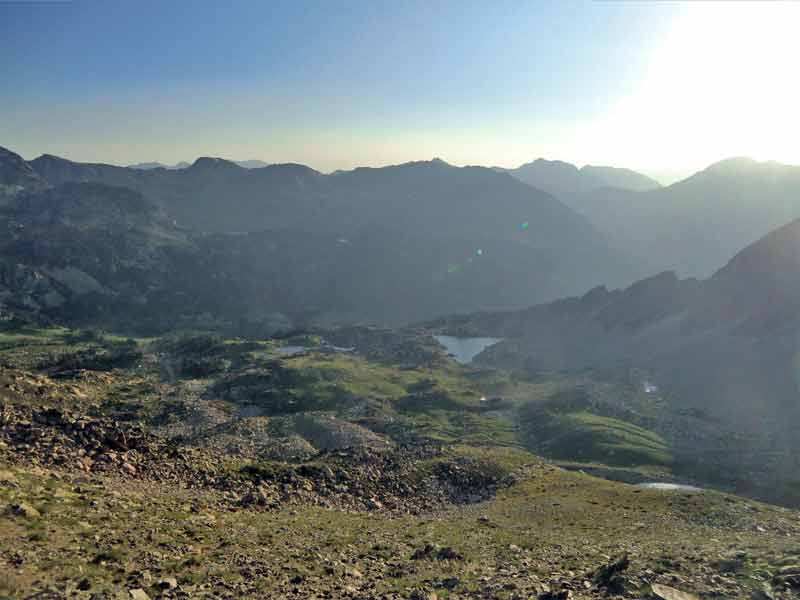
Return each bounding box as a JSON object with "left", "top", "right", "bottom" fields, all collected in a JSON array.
[
  {"left": 11, "top": 501, "right": 41, "bottom": 519},
  {"left": 157, "top": 577, "right": 178, "bottom": 590},
  {"left": 751, "top": 585, "right": 775, "bottom": 600},
  {"left": 651, "top": 583, "right": 699, "bottom": 600},
  {"left": 409, "top": 590, "right": 437, "bottom": 600}
]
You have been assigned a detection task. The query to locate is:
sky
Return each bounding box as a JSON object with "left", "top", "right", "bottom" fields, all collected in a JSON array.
[{"left": 2, "top": 0, "right": 799, "bottom": 183}]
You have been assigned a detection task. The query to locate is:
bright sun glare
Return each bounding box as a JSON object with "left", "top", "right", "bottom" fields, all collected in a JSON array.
[{"left": 591, "top": 1, "right": 800, "bottom": 171}]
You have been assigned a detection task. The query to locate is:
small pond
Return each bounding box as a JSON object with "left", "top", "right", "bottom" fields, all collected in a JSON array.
[
  {"left": 276, "top": 343, "right": 355, "bottom": 356},
  {"left": 434, "top": 335, "right": 503, "bottom": 364},
  {"left": 637, "top": 482, "right": 704, "bottom": 492},
  {"left": 276, "top": 345, "right": 308, "bottom": 356}
]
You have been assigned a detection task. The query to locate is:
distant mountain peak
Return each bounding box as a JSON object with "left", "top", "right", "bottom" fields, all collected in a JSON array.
[
  {"left": 33, "top": 153, "right": 72, "bottom": 164},
  {"left": 0, "top": 146, "right": 48, "bottom": 194},
  {"left": 0, "top": 146, "right": 22, "bottom": 160},
  {"left": 507, "top": 157, "right": 659, "bottom": 196},
  {"left": 397, "top": 158, "right": 452, "bottom": 169},
  {"left": 347, "top": 158, "right": 454, "bottom": 173},
  {"left": 131, "top": 158, "right": 272, "bottom": 170},
  {"left": 691, "top": 157, "right": 799, "bottom": 184},
  {"left": 129, "top": 161, "right": 192, "bottom": 170},
  {"left": 235, "top": 159, "right": 270, "bottom": 169},
  {"left": 128, "top": 161, "right": 168, "bottom": 170},
  {"left": 703, "top": 156, "right": 759, "bottom": 173},
  {"left": 189, "top": 156, "right": 241, "bottom": 170},
  {"left": 530, "top": 158, "right": 580, "bottom": 171}
]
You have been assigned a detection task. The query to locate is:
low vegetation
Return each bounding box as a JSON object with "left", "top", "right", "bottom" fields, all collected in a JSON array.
[{"left": 1, "top": 325, "right": 799, "bottom": 598}]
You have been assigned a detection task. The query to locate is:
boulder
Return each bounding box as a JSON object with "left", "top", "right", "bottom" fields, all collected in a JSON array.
[
  {"left": 751, "top": 585, "right": 776, "bottom": 600},
  {"left": 538, "top": 591, "right": 572, "bottom": 600},
  {"left": 651, "top": 583, "right": 699, "bottom": 600},
  {"left": 409, "top": 590, "right": 437, "bottom": 600},
  {"left": 156, "top": 577, "right": 178, "bottom": 590},
  {"left": 0, "top": 469, "right": 18, "bottom": 486},
  {"left": 11, "top": 501, "right": 40, "bottom": 519}
]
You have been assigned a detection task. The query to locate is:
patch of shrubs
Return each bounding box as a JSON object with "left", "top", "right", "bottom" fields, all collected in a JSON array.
[{"left": 41, "top": 339, "right": 142, "bottom": 376}]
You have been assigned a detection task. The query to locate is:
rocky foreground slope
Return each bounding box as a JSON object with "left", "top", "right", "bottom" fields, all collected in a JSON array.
[{"left": 1, "top": 328, "right": 800, "bottom": 599}]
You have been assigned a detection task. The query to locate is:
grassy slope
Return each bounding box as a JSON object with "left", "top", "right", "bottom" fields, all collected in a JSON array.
[
  {"left": 0, "top": 328, "right": 681, "bottom": 466},
  {"left": 2, "top": 460, "right": 799, "bottom": 598},
  {"left": 211, "top": 349, "right": 521, "bottom": 448},
  {"left": 526, "top": 411, "right": 672, "bottom": 467}
]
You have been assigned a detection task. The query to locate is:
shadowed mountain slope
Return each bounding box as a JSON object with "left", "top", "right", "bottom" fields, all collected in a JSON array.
[
  {"left": 428, "top": 218, "right": 800, "bottom": 502},
  {"left": 0, "top": 148, "right": 640, "bottom": 322},
  {"left": 0, "top": 174, "right": 631, "bottom": 329},
  {"left": 569, "top": 158, "right": 800, "bottom": 277},
  {"left": 436, "top": 217, "right": 800, "bottom": 434}
]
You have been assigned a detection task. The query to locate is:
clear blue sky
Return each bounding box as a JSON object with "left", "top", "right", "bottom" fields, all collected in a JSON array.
[{"left": 3, "top": 1, "right": 796, "bottom": 180}]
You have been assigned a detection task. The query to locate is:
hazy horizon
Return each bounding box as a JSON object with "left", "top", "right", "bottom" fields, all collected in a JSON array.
[
  {"left": 0, "top": 144, "right": 696, "bottom": 185},
  {"left": 10, "top": 146, "right": 799, "bottom": 187},
  {"left": 3, "top": 0, "right": 799, "bottom": 184}
]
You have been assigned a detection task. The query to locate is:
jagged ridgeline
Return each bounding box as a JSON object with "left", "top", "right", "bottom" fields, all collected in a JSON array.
[{"left": 0, "top": 146, "right": 635, "bottom": 332}]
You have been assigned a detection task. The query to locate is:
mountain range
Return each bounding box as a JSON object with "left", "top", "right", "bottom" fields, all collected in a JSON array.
[
  {"left": 5, "top": 145, "right": 800, "bottom": 331},
  {"left": 497, "top": 158, "right": 662, "bottom": 196},
  {"left": 511, "top": 156, "right": 800, "bottom": 278},
  {"left": 0, "top": 146, "right": 636, "bottom": 328},
  {"left": 128, "top": 159, "right": 269, "bottom": 170},
  {"left": 450, "top": 211, "right": 800, "bottom": 422}
]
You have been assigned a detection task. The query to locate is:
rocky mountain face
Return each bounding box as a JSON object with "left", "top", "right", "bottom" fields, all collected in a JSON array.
[
  {"left": 0, "top": 146, "right": 639, "bottom": 327},
  {"left": 0, "top": 181, "right": 365, "bottom": 333},
  {"left": 0, "top": 209, "right": 568, "bottom": 331},
  {"left": 0, "top": 147, "right": 47, "bottom": 198},
  {"left": 0, "top": 181, "right": 623, "bottom": 331},
  {"left": 0, "top": 182, "right": 214, "bottom": 330}
]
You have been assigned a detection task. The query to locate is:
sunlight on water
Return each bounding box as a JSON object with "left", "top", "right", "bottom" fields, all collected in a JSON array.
[
  {"left": 277, "top": 345, "right": 308, "bottom": 356},
  {"left": 637, "top": 482, "right": 703, "bottom": 492}
]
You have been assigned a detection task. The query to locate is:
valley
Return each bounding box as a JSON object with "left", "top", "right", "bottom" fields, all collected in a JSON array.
[
  {"left": 4, "top": 141, "right": 800, "bottom": 598},
  {"left": 5, "top": 3, "right": 800, "bottom": 598}
]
